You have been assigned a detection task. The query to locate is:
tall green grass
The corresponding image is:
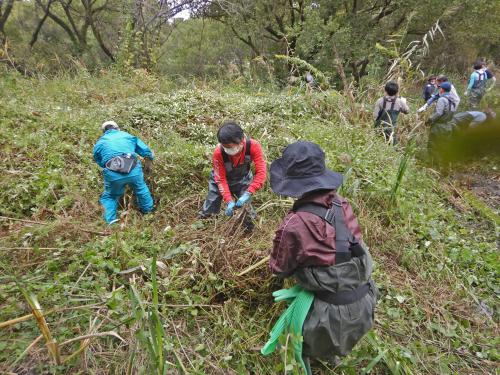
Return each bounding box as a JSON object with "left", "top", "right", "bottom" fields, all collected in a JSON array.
[{"left": 129, "top": 249, "right": 171, "bottom": 374}]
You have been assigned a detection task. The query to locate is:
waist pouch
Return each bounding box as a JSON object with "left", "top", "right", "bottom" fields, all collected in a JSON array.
[{"left": 105, "top": 154, "right": 137, "bottom": 174}]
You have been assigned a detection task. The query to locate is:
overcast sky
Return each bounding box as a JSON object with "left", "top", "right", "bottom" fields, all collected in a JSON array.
[{"left": 176, "top": 9, "right": 190, "bottom": 19}]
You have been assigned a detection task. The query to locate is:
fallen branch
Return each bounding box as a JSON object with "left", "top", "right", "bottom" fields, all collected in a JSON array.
[
  {"left": 60, "top": 330, "right": 125, "bottom": 347},
  {"left": 0, "top": 215, "right": 47, "bottom": 224},
  {"left": 0, "top": 215, "right": 109, "bottom": 235},
  {"left": 237, "top": 255, "right": 270, "bottom": 277},
  {"left": 79, "top": 228, "right": 109, "bottom": 236},
  {"left": 0, "top": 247, "right": 61, "bottom": 251}
]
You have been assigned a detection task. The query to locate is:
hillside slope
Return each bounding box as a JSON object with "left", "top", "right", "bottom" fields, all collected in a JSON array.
[{"left": 0, "top": 71, "right": 498, "bottom": 374}]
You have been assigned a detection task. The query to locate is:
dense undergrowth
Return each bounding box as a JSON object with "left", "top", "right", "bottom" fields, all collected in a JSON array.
[{"left": 0, "top": 69, "right": 498, "bottom": 374}]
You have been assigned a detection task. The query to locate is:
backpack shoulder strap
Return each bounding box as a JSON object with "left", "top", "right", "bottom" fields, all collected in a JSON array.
[
  {"left": 245, "top": 138, "right": 251, "bottom": 156},
  {"left": 293, "top": 200, "right": 354, "bottom": 264},
  {"left": 243, "top": 138, "right": 252, "bottom": 164},
  {"left": 446, "top": 96, "right": 456, "bottom": 111},
  {"left": 442, "top": 96, "right": 451, "bottom": 112},
  {"left": 376, "top": 98, "right": 387, "bottom": 122},
  {"left": 220, "top": 146, "right": 230, "bottom": 163}
]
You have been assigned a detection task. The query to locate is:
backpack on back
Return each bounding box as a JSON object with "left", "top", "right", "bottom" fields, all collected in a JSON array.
[{"left": 375, "top": 97, "right": 400, "bottom": 128}]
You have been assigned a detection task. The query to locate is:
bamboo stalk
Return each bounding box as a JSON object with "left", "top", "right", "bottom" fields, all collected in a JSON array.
[
  {"left": 0, "top": 313, "right": 35, "bottom": 328},
  {"left": 19, "top": 289, "right": 61, "bottom": 365},
  {"left": 0, "top": 303, "right": 104, "bottom": 329}
]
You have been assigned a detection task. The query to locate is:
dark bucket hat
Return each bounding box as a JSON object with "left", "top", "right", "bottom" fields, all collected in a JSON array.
[{"left": 270, "top": 141, "right": 343, "bottom": 198}]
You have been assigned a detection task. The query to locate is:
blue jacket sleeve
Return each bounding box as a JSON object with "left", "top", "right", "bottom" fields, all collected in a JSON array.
[
  {"left": 467, "top": 72, "right": 477, "bottom": 91},
  {"left": 135, "top": 137, "right": 154, "bottom": 160},
  {"left": 93, "top": 142, "right": 104, "bottom": 168},
  {"left": 426, "top": 93, "right": 439, "bottom": 106}
]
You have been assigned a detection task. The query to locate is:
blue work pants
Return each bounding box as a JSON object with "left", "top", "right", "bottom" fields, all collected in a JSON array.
[{"left": 99, "top": 167, "right": 153, "bottom": 224}]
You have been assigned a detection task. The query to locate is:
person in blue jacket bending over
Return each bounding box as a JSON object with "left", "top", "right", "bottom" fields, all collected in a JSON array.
[{"left": 93, "top": 121, "right": 154, "bottom": 225}]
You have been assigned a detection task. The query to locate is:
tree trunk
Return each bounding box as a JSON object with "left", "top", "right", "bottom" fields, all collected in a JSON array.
[
  {"left": 83, "top": 0, "right": 114, "bottom": 61},
  {"left": 332, "top": 39, "right": 354, "bottom": 102},
  {"left": 0, "top": 0, "right": 15, "bottom": 46},
  {"left": 30, "top": 0, "right": 53, "bottom": 48}
]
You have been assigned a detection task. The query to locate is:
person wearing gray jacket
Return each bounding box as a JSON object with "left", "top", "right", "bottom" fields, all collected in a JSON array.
[
  {"left": 426, "top": 82, "right": 457, "bottom": 125},
  {"left": 426, "top": 82, "right": 457, "bottom": 162}
]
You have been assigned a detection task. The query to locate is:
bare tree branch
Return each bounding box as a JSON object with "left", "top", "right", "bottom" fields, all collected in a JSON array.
[
  {"left": 30, "top": 0, "right": 54, "bottom": 48},
  {"left": 35, "top": 0, "right": 79, "bottom": 45},
  {"left": 0, "top": 0, "right": 14, "bottom": 44},
  {"left": 83, "top": 0, "right": 114, "bottom": 60}
]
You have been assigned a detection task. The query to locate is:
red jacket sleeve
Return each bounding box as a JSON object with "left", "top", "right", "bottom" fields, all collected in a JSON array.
[
  {"left": 248, "top": 140, "right": 267, "bottom": 194},
  {"left": 212, "top": 147, "right": 233, "bottom": 203}
]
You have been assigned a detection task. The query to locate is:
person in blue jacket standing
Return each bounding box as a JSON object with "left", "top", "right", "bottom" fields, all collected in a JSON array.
[
  {"left": 93, "top": 121, "right": 154, "bottom": 225},
  {"left": 464, "top": 61, "right": 494, "bottom": 109}
]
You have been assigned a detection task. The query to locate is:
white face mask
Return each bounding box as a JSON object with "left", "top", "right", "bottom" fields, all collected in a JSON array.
[{"left": 223, "top": 144, "right": 243, "bottom": 156}]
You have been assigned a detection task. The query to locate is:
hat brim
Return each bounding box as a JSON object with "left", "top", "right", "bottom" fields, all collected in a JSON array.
[{"left": 270, "top": 157, "right": 343, "bottom": 198}]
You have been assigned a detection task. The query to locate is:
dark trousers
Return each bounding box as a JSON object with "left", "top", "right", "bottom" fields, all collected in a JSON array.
[
  {"left": 375, "top": 121, "right": 398, "bottom": 145},
  {"left": 199, "top": 171, "right": 256, "bottom": 218}
]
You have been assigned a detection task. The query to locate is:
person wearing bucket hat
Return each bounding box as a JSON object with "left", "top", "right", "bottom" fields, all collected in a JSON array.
[
  {"left": 263, "top": 141, "right": 378, "bottom": 372},
  {"left": 270, "top": 141, "right": 343, "bottom": 198},
  {"left": 93, "top": 120, "right": 154, "bottom": 225}
]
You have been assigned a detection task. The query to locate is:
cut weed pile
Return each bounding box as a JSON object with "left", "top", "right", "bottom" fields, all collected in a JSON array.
[{"left": 0, "top": 70, "right": 498, "bottom": 374}]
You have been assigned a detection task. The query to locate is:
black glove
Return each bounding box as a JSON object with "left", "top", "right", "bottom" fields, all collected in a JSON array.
[{"left": 143, "top": 158, "right": 153, "bottom": 174}]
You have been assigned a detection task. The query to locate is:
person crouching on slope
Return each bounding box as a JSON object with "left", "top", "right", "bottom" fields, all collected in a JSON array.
[
  {"left": 266, "top": 141, "right": 377, "bottom": 372},
  {"left": 199, "top": 121, "right": 266, "bottom": 232},
  {"left": 93, "top": 121, "right": 154, "bottom": 225}
]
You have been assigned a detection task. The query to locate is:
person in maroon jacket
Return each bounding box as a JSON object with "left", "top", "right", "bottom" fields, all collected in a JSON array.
[
  {"left": 269, "top": 141, "right": 377, "bottom": 369},
  {"left": 199, "top": 121, "right": 267, "bottom": 231}
]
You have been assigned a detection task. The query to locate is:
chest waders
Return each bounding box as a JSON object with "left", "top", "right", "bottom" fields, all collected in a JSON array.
[
  {"left": 221, "top": 138, "right": 252, "bottom": 186},
  {"left": 199, "top": 139, "right": 255, "bottom": 218},
  {"left": 375, "top": 98, "right": 400, "bottom": 144},
  {"left": 469, "top": 71, "right": 487, "bottom": 109},
  {"left": 292, "top": 199, "right": 373, "bottom": 300},
  {"left": 436, "top": 96, "right": 456, "bottom": 124},
  {"left": 428, "top": 97, "right": 457, "bottom": 163},
  {"left": 262, "top": 199, "right": 376, "bottom": 374}
]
